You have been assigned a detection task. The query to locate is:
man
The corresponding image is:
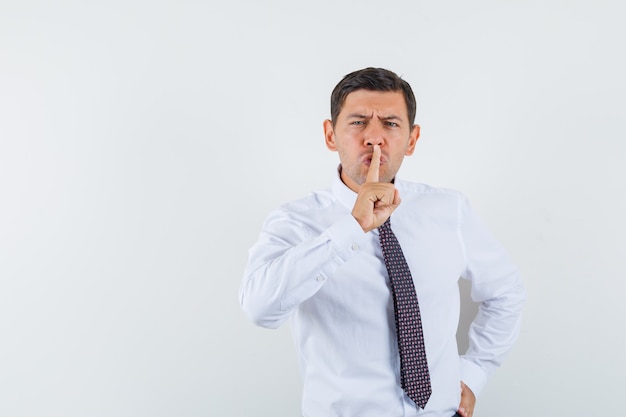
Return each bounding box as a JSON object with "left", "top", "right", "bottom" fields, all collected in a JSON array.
[{"left": 240, "top": 67, "right": 525, "bottom": 417}]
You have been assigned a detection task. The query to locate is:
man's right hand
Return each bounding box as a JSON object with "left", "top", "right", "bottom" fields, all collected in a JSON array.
[{"left": 351, "top": 145, "right": 401, "bottom": 233}]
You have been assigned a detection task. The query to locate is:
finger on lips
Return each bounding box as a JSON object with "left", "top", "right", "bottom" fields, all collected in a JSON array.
[{"left": 365, "top": 144, "right": 381, "bottom": 183}]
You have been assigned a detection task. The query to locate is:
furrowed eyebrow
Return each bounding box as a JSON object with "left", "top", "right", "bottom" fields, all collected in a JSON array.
[
  {"left": 345, "top": 113, "right": 370, "bottom": 119},
  {"left": 379, "top": 115, "right": 402, "bottom": 121},
  {"left": 345, "top": 113, "right": 403, "bottom": 121}
]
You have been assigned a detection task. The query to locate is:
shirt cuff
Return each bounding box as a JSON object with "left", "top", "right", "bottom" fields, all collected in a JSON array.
[
  {"left": 322, "top": 213, "right": 369, "bottom": 263},
  {"left": 459, "top": 357, "right": 489, "bottom": 397}
]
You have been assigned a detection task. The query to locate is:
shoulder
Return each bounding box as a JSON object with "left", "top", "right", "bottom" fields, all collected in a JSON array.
[
  {"left": 263, "top": 188, "right": 340, "bottom": 230},
  {"left": 275, "top": 188, "right": 335, "bottom": 215}
]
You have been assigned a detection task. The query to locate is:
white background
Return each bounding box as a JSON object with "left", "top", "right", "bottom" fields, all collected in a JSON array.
[{"left": 1, "top": 1, "right": 624, "bottom": 416}]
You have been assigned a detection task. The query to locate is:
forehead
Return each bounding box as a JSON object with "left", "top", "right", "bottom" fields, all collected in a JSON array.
[{"left": 341, "top": 90, "right": 408, "bottom": 119}]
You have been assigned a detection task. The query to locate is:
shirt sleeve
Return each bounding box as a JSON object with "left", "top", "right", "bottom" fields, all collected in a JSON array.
[
  {"left": 240, "top": 209, "right": 367, "bottom": 329},
  {"left": 457, "top": 195, "right": 527, "bottom": 396}
]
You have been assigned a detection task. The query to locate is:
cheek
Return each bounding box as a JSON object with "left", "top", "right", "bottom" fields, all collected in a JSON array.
[{"left": 386, "top": 154, "right": 405, "bottom": 173}]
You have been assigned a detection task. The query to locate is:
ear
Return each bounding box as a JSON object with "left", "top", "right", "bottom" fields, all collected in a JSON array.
[
  {"left": 323, "top": 119, "right": 337, "bottom": 151},
  {"left": 404, "top": 124, "right": 420, "bottom": 156}
]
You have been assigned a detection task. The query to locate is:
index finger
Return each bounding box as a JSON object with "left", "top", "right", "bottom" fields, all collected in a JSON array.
[{"left": 365, "top": 145, "right": 381, "bottom": 183}]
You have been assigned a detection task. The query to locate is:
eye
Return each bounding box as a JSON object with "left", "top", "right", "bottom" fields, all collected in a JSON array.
[
  {"left": 385, "top": 121, "right": 399, "bottom": 127},
  {"left": 351, "top": 120, "right": 365, "bottom": 126}
]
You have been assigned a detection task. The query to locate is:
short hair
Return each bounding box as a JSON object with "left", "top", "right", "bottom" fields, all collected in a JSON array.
[{"left": 330, "top": 67, "right": 417, "bottom": 127}]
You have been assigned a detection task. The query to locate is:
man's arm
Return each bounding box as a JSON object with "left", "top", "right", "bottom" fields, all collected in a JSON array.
[
  {"left": 240, "top": 208, "right": 367, "bottom": 329},
  {"left": 241, "top": 145, "right": 399, "bottom": 329},
  {"left": 457, "top": 195, "right": 527, "bottom": 398}
]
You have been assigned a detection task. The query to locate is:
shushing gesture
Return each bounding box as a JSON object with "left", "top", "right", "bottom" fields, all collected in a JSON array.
[{"left": 352, "top": 145, "right": 401, "bottom": 233}]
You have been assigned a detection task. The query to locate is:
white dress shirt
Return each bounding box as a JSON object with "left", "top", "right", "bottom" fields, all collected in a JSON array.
[{"left": 240, "top": 172, "right": 526, "bottom": 417}]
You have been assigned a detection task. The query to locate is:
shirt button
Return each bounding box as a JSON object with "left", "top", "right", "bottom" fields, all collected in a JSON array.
[
  {"left": 315, "top": 275, "right": 325, "bottom": 282},
  {"left": 351, "top": 243, "right": 359, "bottom": 251}
]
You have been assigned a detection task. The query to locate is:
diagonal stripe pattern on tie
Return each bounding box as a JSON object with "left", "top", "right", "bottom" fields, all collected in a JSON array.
[{"left": 378, "top": 217, "right": 432, "bottom": 409}]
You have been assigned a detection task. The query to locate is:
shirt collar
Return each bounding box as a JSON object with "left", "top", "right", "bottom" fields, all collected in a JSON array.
[
  {"left": 330, "top": 165, "right": 403, "bottom": 211},
  {"left": 331, "top": 165, "right": 358, "bottom": 211}
]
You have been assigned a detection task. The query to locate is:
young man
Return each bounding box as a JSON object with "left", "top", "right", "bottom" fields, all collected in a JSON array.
[{"left": 240, "top": 67, "right": 525, "bottom": 417}]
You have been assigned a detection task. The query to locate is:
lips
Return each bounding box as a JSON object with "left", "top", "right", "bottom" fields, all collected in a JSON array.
[{"left": 363, "top": 154, "right": 386, "bottom": 165}]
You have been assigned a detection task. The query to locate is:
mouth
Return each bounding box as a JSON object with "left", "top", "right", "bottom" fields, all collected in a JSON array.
[{"left": 363, "top": 155, "right": 386, "bottom": 166}]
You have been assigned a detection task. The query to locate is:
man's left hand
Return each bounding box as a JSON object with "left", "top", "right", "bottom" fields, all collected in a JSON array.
[{"left": 457, "top": 381, "right": 475, "bottom": 417}]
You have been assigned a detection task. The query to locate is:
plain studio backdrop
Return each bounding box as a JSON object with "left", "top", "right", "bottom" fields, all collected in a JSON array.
[{"left": 1, "top": 1, "right": 624, "bottom": 416}]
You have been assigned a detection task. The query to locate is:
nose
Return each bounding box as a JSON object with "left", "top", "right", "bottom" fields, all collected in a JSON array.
[{"left": 363, "top": 122, "right": 384, "bottom": 147}]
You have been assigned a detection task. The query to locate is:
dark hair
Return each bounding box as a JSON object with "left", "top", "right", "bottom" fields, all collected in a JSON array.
[{"left": 330, "top": 67, "right": 417, "bottom": 127}]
